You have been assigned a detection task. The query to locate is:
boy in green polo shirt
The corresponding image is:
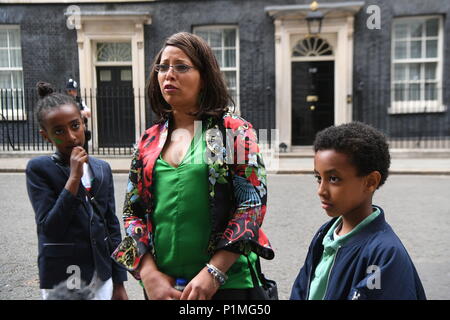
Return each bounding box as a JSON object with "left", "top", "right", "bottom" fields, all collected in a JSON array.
[{"left": 290, "top": 122, "right": 426, "bottom": 300}]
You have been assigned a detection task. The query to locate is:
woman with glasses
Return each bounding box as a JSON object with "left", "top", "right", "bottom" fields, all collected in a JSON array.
[{"left": 112, "top": 32, "right": 274, "bottom": 300}]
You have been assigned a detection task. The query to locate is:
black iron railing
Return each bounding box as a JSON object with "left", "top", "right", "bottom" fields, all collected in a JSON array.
[
  {"left": 1, "top": 87, "right": 449, "bottom": 154},
  {"left": 0, "top": 87, "right": 147, "bottom": 155},
  {"left": 353, "top": 87, "right": 450, "bottom": 149}
]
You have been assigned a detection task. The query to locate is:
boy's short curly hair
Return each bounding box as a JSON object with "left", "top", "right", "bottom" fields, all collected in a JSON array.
[{"left": 313, "top": 121, "right": 391, "bottom": 188}]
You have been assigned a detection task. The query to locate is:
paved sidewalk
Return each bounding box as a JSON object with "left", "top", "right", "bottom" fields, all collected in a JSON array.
[{"left": 0, "top": 150, "right": 449, "bottom": 174}]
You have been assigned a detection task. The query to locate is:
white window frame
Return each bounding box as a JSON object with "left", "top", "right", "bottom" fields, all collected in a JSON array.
[
  {"left": 390, "top": 16, "right": 445, "bottom": 114},
  {"left": 0, "top": 25, "right": 25, "bottom": 121},
  {"left": 193, "top": 25, "right": 240, "bottom": 114}
]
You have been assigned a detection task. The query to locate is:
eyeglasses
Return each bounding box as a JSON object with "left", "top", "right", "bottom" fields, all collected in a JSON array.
[{"left": 155, "top": 64, "right": 195, "bottom": 74}]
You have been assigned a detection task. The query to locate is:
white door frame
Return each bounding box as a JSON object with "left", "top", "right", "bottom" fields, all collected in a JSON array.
[
  {"left": 75, "top": 12, "right": 151, "bottom": 148},
  {"left": 268, "top": 4, "right": 363, "bottom": 150}
]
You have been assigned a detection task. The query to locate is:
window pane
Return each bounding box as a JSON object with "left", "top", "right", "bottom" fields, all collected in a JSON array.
[
  {"left": 408, "top": 83, "right": 420, "bottom": 100},
  {"left": 0, "top": 30, "right": 8, "bottom": 47},
  {"left": 224, "top": 49, "right": 236, "bottom": 67},
  {"left": 8, "top": 29, "right": 20, "bottom": 47},
  {"left": 223, "top": 71, "right": 236, "bottom": 89},
  {"left": 410, "top": 21, "right": 423, "bottom": 37},
  {"left": 212, "top": 49, "right": 222, "bottom": 68},
  {"left": 394, "top": 84, "right": 406, "bottom": 101},
  {"left": 97, "top": 42, "right": 131, "bottom": 62},
  {"left": 12, "top": 71, "right": 23, "bottom": 89},
  {"left": 394, "top": 23, "right": 408, "bottom": 39},
  {"left": 409, "top": 63, "right": 421, "bottom": 81},
  {"left": 425, "top": 63, "right": 437, "bottom": 80},
  {"left": 99, "top": 70, "right": 111, "bottom": 82},
  {"left": 0, "top": 49, "right": 9, "bottom": 67},
  {"left": 426, "top": 39, "right": 437, "bottom": 58},
  {"left": 121, "top": 69, "right": 132, "bottom": 81},
  {"left": 209, "top": 30, "right": 222, "bottom": 48},
  {"left": 10, "top": 48, "right": 22, "bottom": 67},
  {"left": 195, "top": 30, "right": 209, "bottom": 42},
  {"left": 425, "top": 83, "right": 437, "bottom": 100},
  {"left": 228, "top": 88, "right": 237, "bottom": 105},
  {"left": 410, "top": 40, "right": 422, "bottom": 58},
  {"left": 0, "top": 71, "right": 11, "bottom": 88},
  {"left": 426, "top": 19, "right": 438, "bottom": 37},
  {"left": 394, "top": 41, "right": 407, "bottom": 59},
  {"left": 394, "top": 64, "right": 407, "bottom": 80},
  {"left": 224, "top": 29, "right": 236, "bottom": 47}
]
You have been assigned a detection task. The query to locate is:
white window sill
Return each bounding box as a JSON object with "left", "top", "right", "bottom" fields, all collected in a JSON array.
[
  {"left": 0, "top": 110, "right": 27, "bottom": 121},
  {"left": 388, "top": 102, "right": 447, "bottom": 114}
]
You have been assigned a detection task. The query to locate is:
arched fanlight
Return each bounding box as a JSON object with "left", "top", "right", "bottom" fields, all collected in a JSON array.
[{"left": 292, "top": 36, "right": 333, "bottom": 57}]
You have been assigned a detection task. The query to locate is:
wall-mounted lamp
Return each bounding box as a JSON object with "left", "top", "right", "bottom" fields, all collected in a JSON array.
[{"left": 306, "top": 1, "right": 324, "bottom": 36}]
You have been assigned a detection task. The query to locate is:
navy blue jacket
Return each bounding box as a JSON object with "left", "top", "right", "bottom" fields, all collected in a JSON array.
[
  {"left": 290, "top": 207, "right": 426, "bottom": 300},
  {"left": 26, "top": 155, "right": 127, "bottom": 289}
]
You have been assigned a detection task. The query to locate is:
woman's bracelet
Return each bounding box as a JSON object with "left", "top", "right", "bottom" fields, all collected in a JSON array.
[{"left": 206, "top": 263, "right": 228, "bottom": 286}]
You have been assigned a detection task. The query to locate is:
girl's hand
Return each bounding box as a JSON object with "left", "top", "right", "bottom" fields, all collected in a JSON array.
[
  {"left": 180, "top": 267, "right": 219, "bottom": 300},
  {"left": 141, "top": 269, "right": 182, "bottom": 300},
  {"left": 64, "top": 146, "right": 88, "bottom": 196},
  {"left": 69, "top": 146, "right": 88, "bottom": 179}
]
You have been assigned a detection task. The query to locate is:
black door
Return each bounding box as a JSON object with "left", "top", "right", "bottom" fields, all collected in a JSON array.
[
  {"left": 96, "top": 66, "right": 135, "bottom": 148},
  {"left": 291, "top": 61, "right": 334, "bottom": 145}
]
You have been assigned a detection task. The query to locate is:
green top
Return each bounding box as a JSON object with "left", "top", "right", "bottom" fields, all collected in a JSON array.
[
  {"left": 152, "top": 126, "right": 258, "bottom": 289},
  {"left": 308, "top": 207, "right": 381, "bottom": 300}
]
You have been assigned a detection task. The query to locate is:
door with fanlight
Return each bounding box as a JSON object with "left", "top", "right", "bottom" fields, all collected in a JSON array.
[
  {"left": 96, "top": 67, "right": 135, "bottom": 148},
  {"left": 95, "top": 42, "right": 135, "bottom": 148},
  {"left": 291, "top": 36, "right": 335, "bottom": 145}
]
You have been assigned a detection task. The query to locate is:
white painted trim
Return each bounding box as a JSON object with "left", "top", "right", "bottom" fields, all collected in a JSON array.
[
  {"left": 273, "top": 16, "right": 355, "bottom": 149},
  {"left": 76, "top": 14, "right": 150, "bottom": 148},
  {"left": 390, "top": 15, "right": 444, "bottom": 114},
  {"left": 0, "top": 25, "right": 25, "bottom": 120},
  {"left": 193, "top": 25, "right": 240, "bottom": 113}
]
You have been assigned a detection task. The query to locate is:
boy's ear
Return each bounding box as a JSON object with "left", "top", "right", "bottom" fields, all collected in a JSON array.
[
  {"left": 39, "top": 129, "right": 51, "bottom": 143},
  {"left": 365, "top": 171, "right": 381, "bottom": 192}
]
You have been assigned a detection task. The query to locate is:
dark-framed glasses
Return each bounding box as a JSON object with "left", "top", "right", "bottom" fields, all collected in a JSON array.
[{"left": 155, "top": 64, "right": 195, "bottom": 74}]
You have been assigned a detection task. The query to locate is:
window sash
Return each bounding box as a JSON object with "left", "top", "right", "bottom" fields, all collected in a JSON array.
[
  {"left": 193, "top": 26, "right": 239, "bottom": 111},
  {"left": 0, "top": 26, "right": 25, "bottom": 118},
  {"left": 390, "top": 16, "right": 443, "bottom": 113}
]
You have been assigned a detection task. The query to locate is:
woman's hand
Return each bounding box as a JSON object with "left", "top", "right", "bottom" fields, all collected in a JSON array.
[
  {"left": 180, "top": 267, "right": 218, "bottom": 300},
  {"left": 141, "top": 269, "right": 182, "bottom": 300},
  {"left": 139, "top": 254, "right": 181, "bottom": 300}
]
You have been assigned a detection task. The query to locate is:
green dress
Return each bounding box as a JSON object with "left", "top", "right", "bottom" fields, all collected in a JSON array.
[{"left": 152, "top": 127, "right": 258, "bottom": 289}]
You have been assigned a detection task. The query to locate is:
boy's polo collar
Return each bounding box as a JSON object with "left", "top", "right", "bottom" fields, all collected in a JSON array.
[{"left": 322, "top": 206, "right": 383, "bottom": 251}]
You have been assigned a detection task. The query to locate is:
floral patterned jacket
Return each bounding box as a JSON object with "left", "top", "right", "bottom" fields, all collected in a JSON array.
[{"left": 111, "top": 113, "right": 274, "bottom": 278}]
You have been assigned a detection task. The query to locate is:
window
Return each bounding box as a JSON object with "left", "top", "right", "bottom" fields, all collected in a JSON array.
[
  {"left": 292, "top": 36, "right": 333, "bottom": 57},
  {"left": 97, "top": 42, "right": 132, "bottom": 63},
  {"left": 0, "top": 26, "right": 24, "bottom": 120},
  {"left": 391, "top": 16, "right": 445, "bottom": 113},
  {"left": 194, "top": 26, "right": 239, "bottom": 112}
]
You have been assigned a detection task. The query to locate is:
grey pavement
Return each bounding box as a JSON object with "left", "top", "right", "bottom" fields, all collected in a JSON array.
[
  {"left": 0, "top": 149, "right": 450, "bottom": 175},
  {"left": 0, "top": 172, "right": 449, "bottom": 300}
]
